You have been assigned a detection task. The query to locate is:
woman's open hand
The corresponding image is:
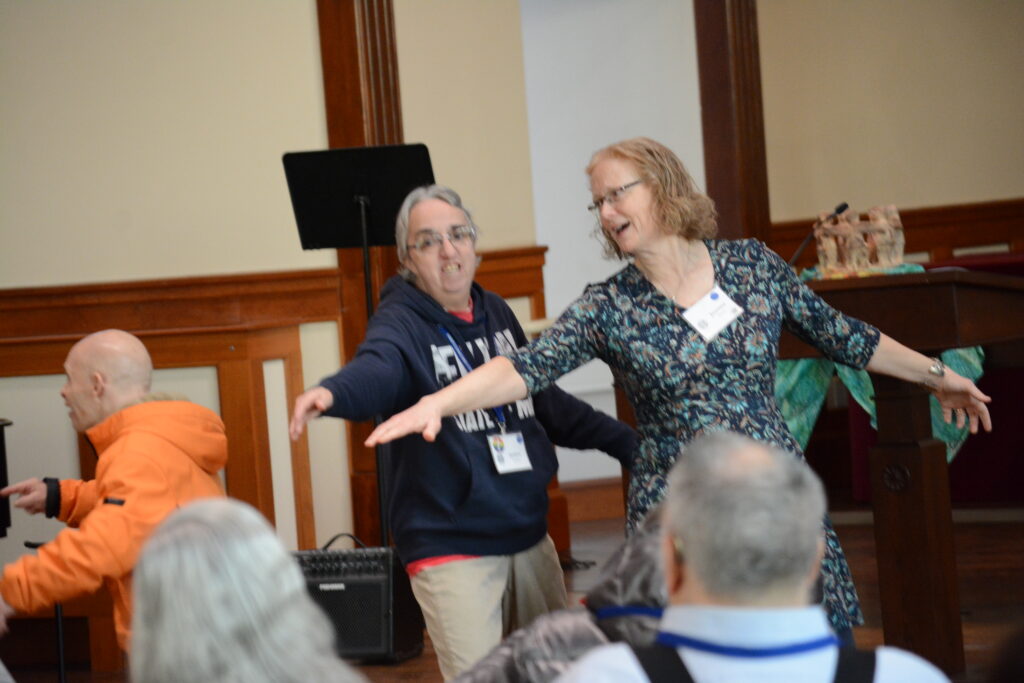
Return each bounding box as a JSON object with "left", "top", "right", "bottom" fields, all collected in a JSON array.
[
  {"left": 365, "top": 396, "right": 444, "bottom": 446},
  {"left": 932, "top": 370, "right": 992, "bottom": 433}
]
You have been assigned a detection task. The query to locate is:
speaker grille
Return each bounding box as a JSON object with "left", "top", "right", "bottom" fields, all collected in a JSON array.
[
  {"left": 293, "top": 547, "right": 424, "bottom": 662},
  {"left": 308, "top": 577, "right": 387, "bottom": 654}
]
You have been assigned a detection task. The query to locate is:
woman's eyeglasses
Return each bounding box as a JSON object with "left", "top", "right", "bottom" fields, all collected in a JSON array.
[{"left": 588, "top": 180, "right": 643, "bottom": 215}]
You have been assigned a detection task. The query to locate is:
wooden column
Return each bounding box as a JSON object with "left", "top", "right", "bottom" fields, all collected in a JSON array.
[
  {"left": 775, "top": 270, "right": 1024, "bottom": 675},
  {"left": 869, "top": 375, "right": 964, "bottom": 674},
  {"left": 315, "top": 2, "right": 573, "bottom": 555},
  {"left": 693, "top": 0, "right": 770, "bottom": 241},
  {"left": 316, "top": 0, "right": 405, "bottom": 546}
]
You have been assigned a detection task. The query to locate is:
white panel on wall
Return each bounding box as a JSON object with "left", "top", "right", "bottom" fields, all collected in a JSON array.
[
  {"left": 519, "top": 0, "right": 703, "bottom": 482},
  {"left": 151, "top": 366, "right": 220, "bottom": 415},
  {"left": 554, "top": 385, "right": 628, "bottom": 483},
  {"left": 152, "top": 366, "right": 225, "bottom": 487},
  {"left": 299, "top": 321, "right": 355, "bottom": 549},
  {"left": 0, "top": 375, "right": 79, "bottom": 565},
  {"left": 263, "top": 359, "right": 298, "bottom": 551}
]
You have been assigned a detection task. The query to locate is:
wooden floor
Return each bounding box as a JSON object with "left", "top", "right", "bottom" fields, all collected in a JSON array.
[{"left": 9, "top": 515, "right": 1023, "bottom": 682}]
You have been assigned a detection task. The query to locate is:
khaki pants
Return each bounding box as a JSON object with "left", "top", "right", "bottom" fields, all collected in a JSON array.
[{"left": 409, "top": 535, "right": 567, "bottom": 680}]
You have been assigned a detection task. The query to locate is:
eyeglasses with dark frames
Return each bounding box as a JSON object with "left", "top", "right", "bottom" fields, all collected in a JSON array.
[{"left": 587, "top": 179, "right": 643, "bottom": 215}]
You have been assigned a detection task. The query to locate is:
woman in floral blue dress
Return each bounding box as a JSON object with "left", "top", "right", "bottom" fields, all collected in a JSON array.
[{"left": 368, "top": 137, "right": 992, "bottom": 636}]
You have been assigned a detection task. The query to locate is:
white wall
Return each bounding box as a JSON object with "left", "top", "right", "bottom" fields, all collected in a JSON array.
[
  {"left": 759, "top": 0, "right": 1024, "bottom": 221},
  {"left": 0, "top": 0, "right": 333, "bottom": 288},
  {"left": 393, "top": 0, "right": 537, "bottom": 252},
  {"left": 0, "top": 376, "right": 78, "bottom": 565},
  {"left": 0, "top": 1, "right": 354, "bottom": 553},
  {"left": 300, "top": 321, "right": 355, "bottom": 549},
  {"left": 519, "top": 0, "right": 704, "bottom": 481}
]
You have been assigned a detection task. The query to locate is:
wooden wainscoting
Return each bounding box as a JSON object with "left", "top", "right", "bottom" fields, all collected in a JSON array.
[
  {"left": 562, "top": 477, "right": 626, "bottom": 523},
  {"left": 1, "top": 278, "right": 330, "bottom": 672},
  {"left": 0, "top": 245, "right": 556, "bottom": 670}
]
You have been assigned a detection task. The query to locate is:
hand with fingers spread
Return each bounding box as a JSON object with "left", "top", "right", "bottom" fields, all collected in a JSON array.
[
  {"left": 0, "top": 478, "right": 47, "bottom": 515},
  {"left": 931, "top": 370, "right": 993, "bottom": 434},
  {"left": 867, "top": 336, "right": 995, "bottom": 435},
  {"left": 289, "top": 387, "right": 335, "bottom": 441},
  {"left": 365, "top": 396, "right": 444, "bottom": 446}
]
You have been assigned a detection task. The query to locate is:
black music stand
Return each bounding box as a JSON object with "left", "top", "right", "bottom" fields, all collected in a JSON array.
[{"left": 282, "top": 144, "right": 434, "bottom": 545}]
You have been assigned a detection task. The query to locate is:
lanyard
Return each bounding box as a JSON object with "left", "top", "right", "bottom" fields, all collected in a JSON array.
[
  {"left": 438, "top": 325, "right": 507, "bottom": 432},
  {"left": 655, "top": 631, "right": 839, "bottom": 658},
  {"left": 594, "top": 605, "right": 664, "bottom": 619}
]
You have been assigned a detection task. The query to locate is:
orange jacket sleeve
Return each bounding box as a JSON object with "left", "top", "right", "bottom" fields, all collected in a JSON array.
[
  {"left": 1, "top": 450, "right": 174, "bottom": 613},
  {"left": 59, "top": 478, "right": 99, "bottom": 527}
]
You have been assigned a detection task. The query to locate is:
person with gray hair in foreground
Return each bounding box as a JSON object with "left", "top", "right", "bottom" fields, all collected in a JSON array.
[
  {"left": 556, "top": 431, "right": 948, "bottom": 683},
  {"left": 130, "top": 497, "right": 365, "bottom": 683}
]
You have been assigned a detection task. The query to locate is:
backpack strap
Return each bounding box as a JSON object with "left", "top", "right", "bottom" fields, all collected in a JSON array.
[
  {"left": 632, "top": 641, "right": 875, "bottom": 683},
  {"left": 833, "top": 646, "right": 877, "bottom": 683},
  {"left": 631, "top": 643, "right": 696, "bottom": 683}
]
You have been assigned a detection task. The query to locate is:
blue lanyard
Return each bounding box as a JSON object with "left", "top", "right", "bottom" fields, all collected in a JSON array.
[
  {"left": 594, "top": 605, "right": 664, "bottom": 620},
  {"left": 655, "top": 631, "right": 839, "bottom": 658},
  {"left": 438, "top": 325, "right": 507, "bottom": 432}
]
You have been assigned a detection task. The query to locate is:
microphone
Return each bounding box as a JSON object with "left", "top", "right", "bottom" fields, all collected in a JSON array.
[{"left": 788, "top": 202, "right": 849, "bottom": 266}]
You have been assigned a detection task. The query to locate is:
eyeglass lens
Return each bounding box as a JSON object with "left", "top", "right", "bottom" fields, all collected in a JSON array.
[
  {"left": 588, "top": 180, "right": 641, "bottom": 214},
  {"left": 411, "top": 225, "right": 475, "bottom": 251}
]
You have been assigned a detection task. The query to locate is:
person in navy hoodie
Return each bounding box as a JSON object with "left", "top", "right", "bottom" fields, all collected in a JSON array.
[{"left": 290, "top": 184, "right": 638, "bottom": 680}]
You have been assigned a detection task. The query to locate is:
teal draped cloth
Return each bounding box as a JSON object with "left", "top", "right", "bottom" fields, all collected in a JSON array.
[{"left": 776, "top": 264, "right": 984, "bottom": 461}]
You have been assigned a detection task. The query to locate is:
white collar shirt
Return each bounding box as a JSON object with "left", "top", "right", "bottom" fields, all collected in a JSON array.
[{"left": 554, "top": 605, "right": 948, "bottom": 683}]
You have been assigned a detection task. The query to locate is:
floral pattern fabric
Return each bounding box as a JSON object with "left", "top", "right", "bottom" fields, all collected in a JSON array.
[{"left": 509, "top": 238, "right": 881, "bottom": 631}]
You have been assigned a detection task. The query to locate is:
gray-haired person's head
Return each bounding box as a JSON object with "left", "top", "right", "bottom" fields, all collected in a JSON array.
[
  {"left": 663, "top": 431, "right": 826, "bottom": 602},
  {"left": 130, "top": 498, "right": 364, "bottom": 683},
  {"left": 395, "top": 184, "right": 479, "bottom": 281}
]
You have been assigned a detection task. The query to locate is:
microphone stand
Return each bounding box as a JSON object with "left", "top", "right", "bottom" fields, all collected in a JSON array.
[{"left": 789, "top": 202, "right": 848, "bottom": 267}]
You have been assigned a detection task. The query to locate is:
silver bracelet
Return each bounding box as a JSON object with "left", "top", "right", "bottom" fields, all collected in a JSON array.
[{"left": 927, "top": 357, "right": 946, "bottom": 379}]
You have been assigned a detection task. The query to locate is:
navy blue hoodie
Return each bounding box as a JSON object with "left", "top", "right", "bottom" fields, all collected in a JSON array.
[{"left": 321, "top": 275, "right": 638, "bottom": 564}]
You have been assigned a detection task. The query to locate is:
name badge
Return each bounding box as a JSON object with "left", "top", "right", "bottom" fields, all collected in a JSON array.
[
  {"left": 682, "top": 285, "right": 743, "bottom": 341},
  {"left": 487, "top": 431, "right": 532, "bottom": 474}
]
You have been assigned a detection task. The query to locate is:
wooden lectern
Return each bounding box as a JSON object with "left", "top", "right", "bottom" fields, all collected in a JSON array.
[{"left": 780, "top": 270, "right": 1024, "bottom": 675}]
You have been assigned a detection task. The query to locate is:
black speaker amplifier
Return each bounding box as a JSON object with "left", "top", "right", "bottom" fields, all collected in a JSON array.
[{"left": 294, "top": 546, "right": 424, "bottom": 663}]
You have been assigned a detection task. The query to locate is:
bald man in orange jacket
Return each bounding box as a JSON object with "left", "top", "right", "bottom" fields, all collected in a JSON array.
[{"left": 0, "top": 329, "right": 227, "bottom": 650}]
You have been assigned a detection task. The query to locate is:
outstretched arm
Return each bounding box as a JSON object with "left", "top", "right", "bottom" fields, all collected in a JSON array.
[
  {"left": 366, "top": 356, "right": 528, "bottom": 445},
  {"left": 532, "top": 385, "right": 638, "bottom": 469},
  {"left": 0, "top": 478, "right": 47, "bottom": 515},
  {"left": 866, "top": 333, "right": 992, "bottom": 433},
  {"left": 289, "top": 387, "right": 334, "bottom": 441}
]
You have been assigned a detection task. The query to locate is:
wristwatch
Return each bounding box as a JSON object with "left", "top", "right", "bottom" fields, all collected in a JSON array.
[{"left": 927, "top": 357, "right": 946, "bottom": 379}]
